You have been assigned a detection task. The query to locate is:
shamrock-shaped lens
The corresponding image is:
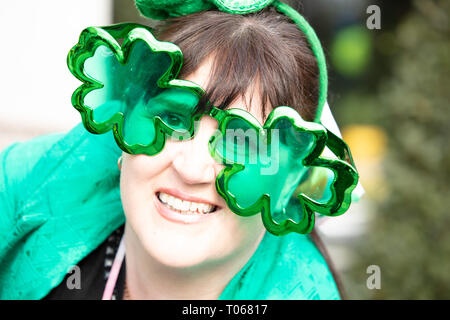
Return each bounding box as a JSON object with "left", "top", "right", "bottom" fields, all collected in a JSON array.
[
  {"left": 211, "top": 109, "right": 317, "bottom": 225},
  {"left": 83, "top": 40, "right": 201, "bottom": 148},
  {"left": 210, "top": 107, "right": 358, "bottom": 235},
  {"left": 68, "top": 24, "right": 205, "bottom": 156}
]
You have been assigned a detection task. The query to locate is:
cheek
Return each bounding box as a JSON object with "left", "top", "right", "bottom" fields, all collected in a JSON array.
[
  {"left": 119, "top": 151, "right": 173, "bottom": 224},
  {"left": 122, "top": 152, "right": 172, "bottom": 182},
  {"left": 212, "top": 211, "right": 266, "bottom": 260}
]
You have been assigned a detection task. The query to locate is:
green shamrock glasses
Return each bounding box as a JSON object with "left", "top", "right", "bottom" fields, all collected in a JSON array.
[{"left": 67, "top": 23, "right": 359, "bottom": 236}]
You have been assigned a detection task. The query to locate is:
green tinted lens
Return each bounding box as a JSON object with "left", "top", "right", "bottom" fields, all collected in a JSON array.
[
  {"left": 296, "top": 166, "right": 334, "bottom": 203},
  {"left": 229, "top": 118, "right": 315, "bottom": 224},
  {"left": 215, "top": 117, "right": 258, "bottom": 164},
  {"left": 212, "top": 111, "right": 322, "bottom": 225},
  {"left": 83, "top": 40, "right": 201, "bottom": 149},
  {"left": 83, "top": 44, "right": 128, "bottom": 123},
  {"left": 123, "top": 87, "right": 200, "bottom": 145},
  {"left": 147, "top": 88, "right": 200, "bottom": 132}
]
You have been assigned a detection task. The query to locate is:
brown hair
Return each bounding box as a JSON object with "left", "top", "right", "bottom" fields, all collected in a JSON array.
[
  {"left": 155, "top": 8, "right": 319, "bottom": 121},
  {"left": 155, "top": 8, "right": 345, "bottom": 298}
]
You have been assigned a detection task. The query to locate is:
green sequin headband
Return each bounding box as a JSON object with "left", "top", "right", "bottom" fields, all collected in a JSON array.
[{"left": 67, "top": 1, "right": 359, "bottom": 236}]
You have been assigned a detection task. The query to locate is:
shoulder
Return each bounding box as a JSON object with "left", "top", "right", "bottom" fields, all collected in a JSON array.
[
  {"left": 0, "top": 126, "right": 124, "bottom": 299},
  {"left": 0, "top": 133, "right": 64, "bottom": 189},
  {"left": 279, "top": 232, "right": 341, "bottom": 300},
  {"left": 222, "top": 231, "right": 341, "bottom": 300},
  {"left": 0, "top": 133, "right": 65, "bottom": 243}
]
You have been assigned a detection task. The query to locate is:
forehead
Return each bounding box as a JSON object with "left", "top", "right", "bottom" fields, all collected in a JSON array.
[{"left": 182, "top": 56, "right": 266, "bottom": 124}]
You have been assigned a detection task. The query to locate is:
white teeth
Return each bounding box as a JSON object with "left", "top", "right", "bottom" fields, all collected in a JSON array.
[
  {"left": 181, "top": 200, "right": 190, "bottom": 211},
  {"left": 160, "top": 192, "right": 169, "bottom": 203},
  {"left": 158, "top": 192, "right": 216, "bottom": 214}
]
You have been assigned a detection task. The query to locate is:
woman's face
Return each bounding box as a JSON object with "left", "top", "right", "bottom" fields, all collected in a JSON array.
[{"left": 120, "top": 58, "right": 266, "bottom": 268}]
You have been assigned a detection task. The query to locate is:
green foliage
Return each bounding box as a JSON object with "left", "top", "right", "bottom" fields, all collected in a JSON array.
[
  {"left": 342, "top": 0, "right": 450, "bottom": 299},
  {"left": 331, "top": 26, "right": 373, "bottom": 77}
]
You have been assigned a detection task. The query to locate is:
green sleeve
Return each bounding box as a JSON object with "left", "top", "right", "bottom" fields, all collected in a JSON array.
[
  {"left": 0, "top": 134, "right": 63, "bottom": 264},
  {"left": 0, "top": 124, "right": 124, "bottom": 299},
  {"left": 219, "top": 232, "right": 341, "bottom": 300}
]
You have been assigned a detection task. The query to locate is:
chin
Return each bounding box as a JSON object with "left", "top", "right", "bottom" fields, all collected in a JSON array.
[{"left": 140, "top": 226, "right": 232, "bottom": 269}]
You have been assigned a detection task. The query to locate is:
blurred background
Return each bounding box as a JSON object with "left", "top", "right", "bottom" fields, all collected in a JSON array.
[{"left": 0, "top": 0, "right": 448, "bottom": 299}]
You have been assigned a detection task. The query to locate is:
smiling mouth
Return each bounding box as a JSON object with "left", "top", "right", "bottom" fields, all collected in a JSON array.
[{"left": 156, "top": 191, "right": 218, "bottom": 215}]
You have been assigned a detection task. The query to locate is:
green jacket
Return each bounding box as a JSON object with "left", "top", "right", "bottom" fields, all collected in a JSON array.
[{"left": 0, "top": 122, "right": 340, "bottom": 299}]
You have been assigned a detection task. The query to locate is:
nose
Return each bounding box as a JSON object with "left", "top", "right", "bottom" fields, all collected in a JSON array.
[{"left": 171, "top": 115, "right": 220, "bottom": 185}]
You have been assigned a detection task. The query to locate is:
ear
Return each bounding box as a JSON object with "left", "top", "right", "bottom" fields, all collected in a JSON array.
[{"left": 118, "top": 156, "right": 123, "bottom": 171}]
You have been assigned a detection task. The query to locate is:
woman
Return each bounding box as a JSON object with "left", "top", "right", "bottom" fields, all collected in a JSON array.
[{"left": 0, "top": 2, "right": 355, "bottom": 300}]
